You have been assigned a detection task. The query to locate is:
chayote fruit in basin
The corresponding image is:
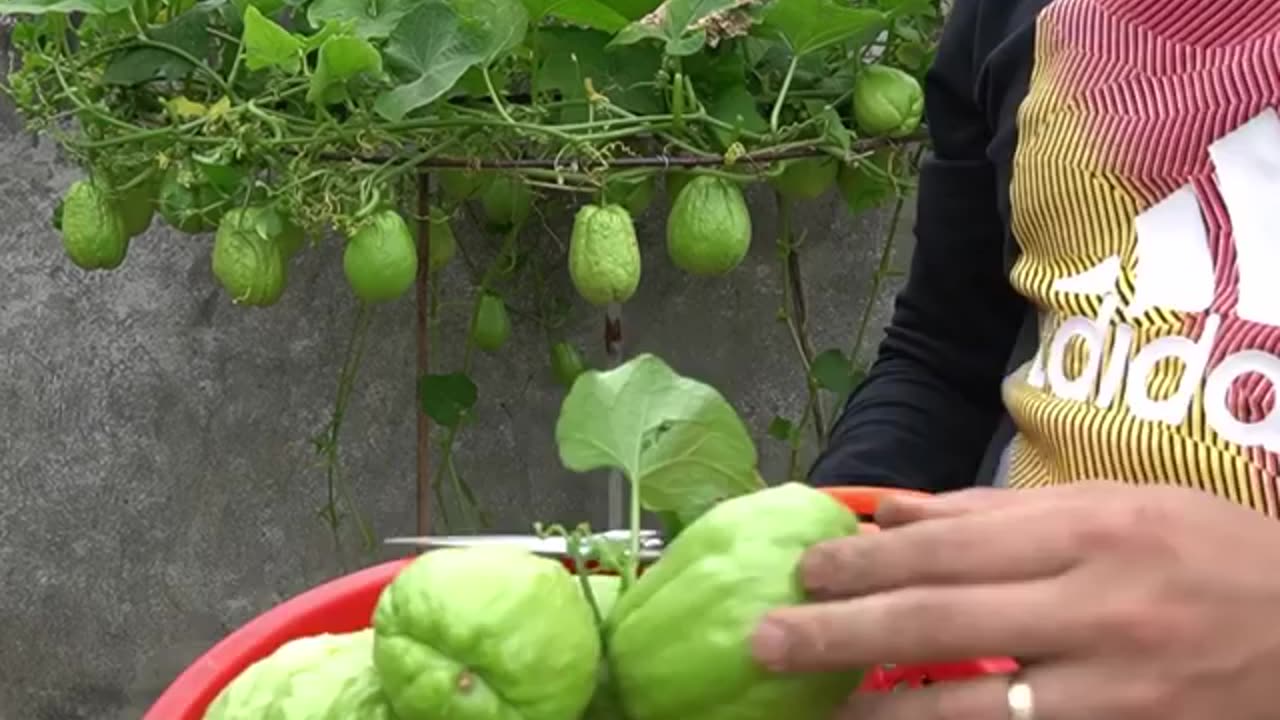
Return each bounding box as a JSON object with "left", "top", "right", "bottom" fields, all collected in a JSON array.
[
  {"left": 606, "top": 482, "right": 864, "bottom": 720},
  {"left": 203, "top": 630, "right": 389, "bottom": 720},
  {"left": 372, "top": 546, "right": 601, "bottom": 720}
]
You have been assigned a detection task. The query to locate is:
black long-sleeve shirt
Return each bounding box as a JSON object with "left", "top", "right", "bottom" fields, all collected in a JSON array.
[{"left": 809, "top": 0, "right": 1280, "bottom": 516}]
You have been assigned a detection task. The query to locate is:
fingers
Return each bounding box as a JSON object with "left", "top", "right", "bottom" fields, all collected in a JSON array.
[
  {"left": 800, "top": 502, "right": 1082, "bottom": 599},
  {"left": 752, "top": 580, "right": 1078, "bottom": 671},
  {"left": 838, "top": 661, "right": 1128, "bottom": 720},
  {"left": 875, "top": 484, "right": 1054, "bottom": 525}
]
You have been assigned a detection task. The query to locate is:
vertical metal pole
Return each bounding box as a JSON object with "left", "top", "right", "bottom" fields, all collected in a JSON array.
[
  {"left": 604, "top": 302, "right": 625, "bottom": 529},
  {"left": 415, "top": 172, "right": 433, "bottom": 535}
]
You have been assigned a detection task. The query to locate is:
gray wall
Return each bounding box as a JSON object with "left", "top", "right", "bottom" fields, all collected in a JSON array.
[{"left": 0, "top": 96, "right": 915, "bottom": 718}]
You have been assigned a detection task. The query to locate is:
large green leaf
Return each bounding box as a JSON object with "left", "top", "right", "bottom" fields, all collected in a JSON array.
[
  {"left": 759, "top": 0, "right": 886, "bottom": 55},
  {"left": 521, "top": 0, "right": 628, "bottom": 32},
  {"left": 0, "top": 0, "right": 126, "bottom": 11},
  {"left": 372, "top": 2, "right": 486, "bottom": 121},
  {"left": 241, "top": 5, "right": 303, "bottom": 72},
  {"left": 102, "top": 8, "right": 214, "bottom": 85},
  {"left": 610, "top": 0, "right": 740, "bottom": 57},
  {"left": 555, "top": 354, "right": 763, "bottom": 514},
  {"left": 450, "top": 0, "right": 529, "bottom": 63},
  {"left": 306, "top": 35, "right": 383, "bottom": 106},
  {"left": 535, "top": 27, "right": 663, "bottom": 121},
  {"left": 607, "top": 0, "right": 659, "bottom": 20},
  {"left": 306, "top": 0, "right": 422, "bottom": 39}
]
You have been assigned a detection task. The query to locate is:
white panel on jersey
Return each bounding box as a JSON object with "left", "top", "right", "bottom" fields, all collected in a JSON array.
[
  {"left": 1050, "top": 255, "right": 1121, "bottom": 295},
  {"left": 1126, "top": 184, "right": 1214, "bottom": 318},
  {"left": 1209, "top": 108, "right": 1280, "bottom": 327}
]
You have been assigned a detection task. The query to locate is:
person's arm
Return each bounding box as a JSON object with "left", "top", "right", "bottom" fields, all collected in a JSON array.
[{"left": 808, "top": 0, "right": 1027, "bottom": 493}]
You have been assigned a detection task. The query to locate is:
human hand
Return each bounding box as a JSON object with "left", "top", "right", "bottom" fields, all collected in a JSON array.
[{"left": 751, "top": 481, "right": 1280, "bottom": 719}]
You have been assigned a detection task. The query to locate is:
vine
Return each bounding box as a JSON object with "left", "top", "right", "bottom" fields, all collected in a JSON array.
[{"left": 3, "top": 0, "right": 942, "bottom": 541}]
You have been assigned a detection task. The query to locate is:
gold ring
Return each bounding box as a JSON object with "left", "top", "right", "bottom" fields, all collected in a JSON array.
[{"left": 1007, "top": 673, "right": 1035, "bottom": 720}]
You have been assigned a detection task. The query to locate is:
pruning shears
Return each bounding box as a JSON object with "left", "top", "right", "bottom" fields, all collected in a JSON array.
[{"left": 383, "top": 529, "right": 666, "bottom": 563}]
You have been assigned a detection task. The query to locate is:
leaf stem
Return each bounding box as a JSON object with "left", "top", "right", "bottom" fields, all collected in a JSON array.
[{"left": 770, "top": 55, "right": 801, "bottom": 134}]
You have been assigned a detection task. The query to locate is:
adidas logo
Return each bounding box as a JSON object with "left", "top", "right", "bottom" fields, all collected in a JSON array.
[{"left": 1025, "top": 107, "right": 1280, "bottom": 453}]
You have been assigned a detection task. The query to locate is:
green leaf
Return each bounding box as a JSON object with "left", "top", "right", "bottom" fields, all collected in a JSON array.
[
  {"left": 535, "top": 27, "right": 664, "bottom": 121},
  {"left": 242, "top": 5, "right": 303, "bottom": 72},
  {"left": 837, "top": 149, "right": 900, "bottom": 214},
  {"left": 307, "top": 35, "right": 384, "bottom": 106},
  {"left": 234, "top": 0, "right": 288, "bottom": 16},
  {"left": 449, "top": 0, "right": 529, "bottom": 63},
  {"left": 759, "top": 0, "right": 886, "bottom": 55},
  {"left": 818, "top": 106, "right": 851, "bottom": 155},
  {"left": 767, "top": 416, "right": 796, "bottom": 443},
  {"left": 707, "top": 82, "right": 767, "bottom": 149},
  {"left": 609, "top": 0, "right": 659, "bottom": 19},
  {"left": 372, "top": 2, "right": 486, "bottom": 121},
  {"left": 555, "top": 354, "right": 763, "bottom": 514},
  {"left": 610, "top": 0, "right": 740, "bottom": 56},
  {"left": 810, "top": 348, "right": 857, "bottom": 395},
  {"left": 420, "top": 372, "right": 479, "bottom": 428},
  {"left": 521, "top": 0, "right": 629, "bottom": 32},
  {"left": 306, "top": 0, "right": 421, "bottom": 39},
  {"left": 102, "top": 9, "right": 213, "bottom": 85},
  {"left": 0, "top": 0, "right": 126, "bottom": 13}
]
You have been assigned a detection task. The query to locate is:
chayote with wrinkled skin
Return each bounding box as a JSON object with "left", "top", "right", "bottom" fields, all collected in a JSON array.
[
  {"left": 851, "top": 64, "right": 925, "bottom": 139},
  {"left": 60, "top": 179, "right": 129, "bottom": 270},
  {"left": 569, "top": 203, "right": 641, "bottom": 306},
  {"left": 203, "top": 631, "right": 381, "bottom": 720},
  {"left": 372, "top": 546, "right": 601, "bottom": 720},
  {"left": 212, "top": 207, "right": 288, "bottom": 307},
  {"left": 665, "top": 175, "right": 752, "bottom": 277},
  {"left": 606, "top": 482, "right": 864, "bottom": 720}
]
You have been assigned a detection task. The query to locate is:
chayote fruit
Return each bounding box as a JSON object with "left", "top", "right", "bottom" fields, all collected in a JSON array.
[
  {"left": 437, "top": 169, "right": 491, "bottom": 205},
  {"left": 471, "top": 288, "right": 509, "bottom": 351},
  {"left": 470, "top": 292, "right": 511, "bottom": 353},
  {"left": 343, "top": 209, "right": 418, "bottom": 304},
  {"left": 550, "top": 341, "right": 587, "bottom": 388},
  {"left": 203, "top": 631, "right": 378, "bottom": 720},
  {"left": 480, "top": 175, "right": 532, "bottom": 231},
  {"left": 59, "top": 179, "right": 129, "bottom": 270},
  {"left": 428, "top": 207, "right": 457, "bottom": 272},
  {"left": 607, "top": 482, "right": 864, "bottom": 720},
  {"left": 372, "top": 546, "right": 601, "bottom": 720},
  {"left": 851, "top": 64, "right": 924, "bottom": 139},
  {"left": 212, "top": 207, "right": 288, "bottom": 307},
  {"left": 666, "top": 175, "right": 752, "bottom": 277},
  {"left": 157, "top": 165, "right": 231, "bottom": 234},
  {"left": 768, "top": 157, "right": 838, "bottom": 201},
  {"left": 569, "top": 203, "right": 641, "bottom": 306}
]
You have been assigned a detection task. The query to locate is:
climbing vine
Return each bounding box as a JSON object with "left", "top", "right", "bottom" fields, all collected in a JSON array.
[{"left": 3, "top": 0, "right": 940, "bottom": 544}]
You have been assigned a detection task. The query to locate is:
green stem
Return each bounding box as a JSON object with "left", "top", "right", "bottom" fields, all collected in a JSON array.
[
  {"left": 318, "top": 301, "right": 376, "bottom": 552},
  {"left": 482, "top": 66, "right": 516, "bottom": 125},
  {"left": 626, "top": 475, "right": 641, "bottom": 591},
  {"left": 769, "top": 55, "right": 800, "bottom": 134}
]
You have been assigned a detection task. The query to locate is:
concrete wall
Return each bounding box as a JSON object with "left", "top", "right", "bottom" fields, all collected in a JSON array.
[{"left": 0, "top": 94, "right": 915, "bottom": 717}]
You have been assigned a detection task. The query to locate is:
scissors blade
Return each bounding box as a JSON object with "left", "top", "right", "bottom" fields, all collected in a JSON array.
[{"left": 383, "top": 531, "right": 665, "bottom": 561}]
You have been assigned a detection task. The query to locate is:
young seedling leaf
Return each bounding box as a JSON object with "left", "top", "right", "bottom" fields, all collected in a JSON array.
[{"left": 555, "top": 353, "right": 763, "bottom": 514}]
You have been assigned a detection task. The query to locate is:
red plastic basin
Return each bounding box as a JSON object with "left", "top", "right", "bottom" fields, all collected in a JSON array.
[{"left": 144, "top": 486, "right": 1018, "bottom": 720}]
